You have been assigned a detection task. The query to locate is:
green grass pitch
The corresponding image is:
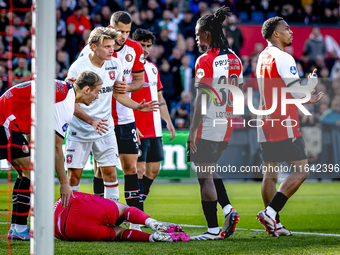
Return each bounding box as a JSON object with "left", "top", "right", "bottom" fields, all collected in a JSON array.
[{"left": 1, "top": 181, "right": 340, "bottom": 254}]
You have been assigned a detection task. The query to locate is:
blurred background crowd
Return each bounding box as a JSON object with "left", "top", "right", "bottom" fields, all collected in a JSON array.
[{"left": 0, "top": 0, "right": 339, "bottom": 131}]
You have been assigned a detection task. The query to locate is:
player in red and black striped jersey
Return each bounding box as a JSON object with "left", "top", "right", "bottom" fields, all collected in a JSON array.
[
  {"left": 255, "top": 17, "right": 324, "bottom": 237},
  {"left": 0, "top": 71, "right": 103, "bottom": 240},
  {"left": 187, "top": 6, "right": 241, "bottom": 241},
  {"left": 131, "top": 29, "right": 175, "bottom": 222}
]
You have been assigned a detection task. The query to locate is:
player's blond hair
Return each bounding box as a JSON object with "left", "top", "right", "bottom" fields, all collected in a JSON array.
[{"left": 88, "top": 27, "right": 119, "bottom": 50}]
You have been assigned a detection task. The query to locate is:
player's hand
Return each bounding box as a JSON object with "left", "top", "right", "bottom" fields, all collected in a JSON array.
[
  {"left": 137, "top": 99, "right": 160, "bottom": 112},
  {"left": 187, "top": 130, "right": 197, "bottom": 153},
  {"left": 65, "top": 77, "right": 76, "bottom": 85},
  {"left": 309, "top": 89, "right": 324, "bottom": 104},
  {"left": 136, "top": 127, "right": 143, "bottom": 145},
  {"left": 167, "top": 122, "right": 175, "bottom": 141},
  {"left": 90, "top": 118, "right": 109, "bottom": 135},
  {"left": 113, "top": 76, "right": 127, "bottom": 94},
  {"left": 60, "top": 183, "right": 74, "bottom": 207}
]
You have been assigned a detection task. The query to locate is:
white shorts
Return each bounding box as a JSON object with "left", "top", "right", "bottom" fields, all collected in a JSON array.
[{"left": 65, "top": 133, "right": 119, "bottom": 169}]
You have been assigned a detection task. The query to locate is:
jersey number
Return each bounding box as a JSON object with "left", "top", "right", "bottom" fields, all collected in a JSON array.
[
  {"left": 131, "top": 129, "right": 138, "bottom": 143},
  {"left": 216, "top": 74, "right": 239, "bottom": 107}
]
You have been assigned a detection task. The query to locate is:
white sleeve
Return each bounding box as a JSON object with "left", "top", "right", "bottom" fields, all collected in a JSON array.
[
  {"left": 276, "top": 53, "right": 300, "bottom": 87},
  {"left": 116, "top": 59, "right": 123, "bottom": 82},
  {"left": 78, "top": 45, "right": 91, "bottom": 59},
  {"left": 66, "top": 62, "right": 80, "bottom": 80}
]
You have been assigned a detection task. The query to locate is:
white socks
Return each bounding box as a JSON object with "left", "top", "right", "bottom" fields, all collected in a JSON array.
[
  {"left": 145, "top": 217, "right": 155, "bottom": 227},
  {"left": 104, "top": 181, "right": 119, "bottom": 200},
  {"left": 266, "top": 206, "right": 277, "bottom": 221},
  {"left": 222, "top": 204, "right": 233, "bottom": 217},
  {"left": 15, "top": 224, "right": 27, "bottom": 233},
  {"left": 208, "top": 227, "right": 220, "bottom": 235},
  {"left": 70, "top": 184, "right": 80, "bottom": 192}
]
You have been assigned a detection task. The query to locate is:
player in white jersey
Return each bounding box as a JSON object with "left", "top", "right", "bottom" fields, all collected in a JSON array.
[
  {"left": 78, "top": 12, "right": 145, "bottom": 211},
  {"left": 187, "top": 7, "right": 242, "bottom": 241},
  {"left": 66, "top": 27, "right": 158, "bottom": 201},
  {"left": 255, "top": 17, "right": 324, "bottom": 237},
  {"left": 131, "top": 29, "right": 175, "bottom": 229},
  {"left": 1, "top": 71, "right": 103, "bottom": 240}
]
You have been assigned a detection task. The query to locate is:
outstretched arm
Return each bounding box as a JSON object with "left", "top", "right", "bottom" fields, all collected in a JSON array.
[
  {"left": 55, "top": 133, "right": 74, "bottom": 207},
  {"left": 113, "top": 92, "right": 159, "bottom": 112}
]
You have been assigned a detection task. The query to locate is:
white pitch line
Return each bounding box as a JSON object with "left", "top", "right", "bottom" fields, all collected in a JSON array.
[
  {"left": 179, "top": 224, "right": 340, "bottom": 237},
  {"left": 1, "top": 222, "right": 340, "bottom": 237}
]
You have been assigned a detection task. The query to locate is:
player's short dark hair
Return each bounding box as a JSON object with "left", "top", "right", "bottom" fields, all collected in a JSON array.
[
  {"left": 197, "top": 6, "right": 232, "bottom": 52},
  {"left": 132, "top": 28, "right": 155, "bottom": 44},
  {"left": 261, "top": 16, "right": 284, "bottom": 40},
  {"left": 110, "top": 11, "right": 132, "bottom": 27},
  {"left": 74, "top": 71, "right": 103, "bottom": 91}
]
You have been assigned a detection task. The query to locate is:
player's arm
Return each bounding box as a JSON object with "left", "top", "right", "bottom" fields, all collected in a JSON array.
[
  {"left": 113, "top": 91, "right": 159, "bottom": 112},
  {"left": 158, "top": 90, "right": 175, "bottom": 140},
  {"left": 126, "top": 71, "right": 144, "bottom": 92},
  {"left": 73, "top": 103, "right": 109, "bottom": 136},
  {"left": 188, "top": 87, "right": 206, "bottom": 153},
  {"left": 55, "top": 133, "right": 74, "bottom": 207}
]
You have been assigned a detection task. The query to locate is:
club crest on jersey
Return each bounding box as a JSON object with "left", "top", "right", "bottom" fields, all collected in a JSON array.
[
  {"left": 125, "top": 54, "right": 133, "bottom": 62},
  {"left": 152, "top": 68, "right": 157, "bottom": 75},
  {"left": 290, "top": 66, "right": 297, "bottom": 75},
  {"left": 109, "top": 71, "right": 115, "bottom": 80},
  {"left": 196, "top": 68, "right": 205, "bottom": 78},
  {"left": 62, "top": 123, "right": 69, "bottom": 132},
  {"left": 22, "top": 145, "right": 29, "bottom": 154},
  {"left": 66, "top": 154, "right": 73, "bottom": 164},
  {"left": 139, "top": 54, "right": 145, "bottom": 63}
]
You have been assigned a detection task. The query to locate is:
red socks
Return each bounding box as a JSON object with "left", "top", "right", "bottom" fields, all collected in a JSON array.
[
  {"left": 121, "top": 229, "right": 151, "bottom": 242},
  {"left": 124, "top": 206, "right": 150, "bottom": 225}
]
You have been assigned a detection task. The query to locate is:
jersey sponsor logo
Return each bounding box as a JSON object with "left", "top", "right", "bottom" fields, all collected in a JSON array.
[
  {"left": 214, "top": 59, "right": 239, "bottom": 67},
  {"left": 99, "top": 85, "right": 114, "bottom": 94},
  {"left": 143, "top": 81, "right": 157, "bottom": 87},
  {"left": 109, "top": 71, "right": 115, "bottom": 80},
  {"left": 139, "top": 54, "right": 145, "bottom": 63},
  {"left": 125, "top": 53, "right": 133, "bottom": 62},
  {"left": 22, "top": 145, "right": 29, "bottom": 154},
  {"left": 56, "top": 82, "right": 66, "bottom": 93},
  {"left": 66, "top": 154, "right": 73, "bottom": 164},
  {"left": 62, "top": 123, "right": 69, "bottom": 132},
  {"left": 123, "top": 69, "right": 132, "bottom": 76},
  {"left": 105, "top": 67, "right": 117, "bottom": 70},
  {"left": 16, "top": 81, "right": 31, "bottom": 88},
  {"left": 196, "top": 68, "right": 205, "bottom": 78},
  {"left": 290, "top": 66, "right": 297, "bottom": 75},
  {"left": 152, "top": 68, "right": 157, "bottom": 75}
]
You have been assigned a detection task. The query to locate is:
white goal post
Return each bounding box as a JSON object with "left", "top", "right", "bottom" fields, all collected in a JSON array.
[{"left": 30, "top": 0, "right": 56, "bottom": 254}]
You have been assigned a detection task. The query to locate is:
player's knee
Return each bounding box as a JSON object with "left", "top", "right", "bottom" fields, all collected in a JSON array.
[
  {"left": 125, "top": 164, "right": 137, "bottom": 175},
  {"left": 68, "top": 173, "right": 81, "bottom": 186}
]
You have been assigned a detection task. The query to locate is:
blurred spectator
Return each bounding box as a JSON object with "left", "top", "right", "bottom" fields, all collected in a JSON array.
[
  {"left": 66, "top": 5, "right": 92, "bottom": 34},
  {"left": 92, "top": 13, "right": 103, "bottom": 27},
  {"left": 281, "top": 4, "right": 302, "bottom": 23},
  {"left": 13, "top": 15, "right": 28, "bottom": 44},
  {"left": 326, "top": 50, "right": 339, "bottom": 73},
  {"left": 224, "top": 14, "right": 243, "bottom": 56},
  {"left": 56, "top": 50, "right": 69, "bottom": 76},
  {"left": 321, "top": 7, "right": 338, "bottom": 23},
  {"left": 303, "top": 4, "right": 317, "bottom": 24},
  {"left": 169, "top": 47, "right": 183, "bottom": 73},
  {"left": 303, "top": 26, "right": 326, "bottom": 64},
  {"left": 65, "top": 22, "right": 83, "bottom": 62},
  {"left": 147, "top": 0, "right": 162, "bottom": 19},
  {"left": 194, "top": 1, "right": 211, "bottom": 21},
  {"left": 159, "top": 58, "right": 181, "bottom": 109},
  {"left": 0, "top": 79, "right": 7, "bottom": 97},
  {"left": 178, "top": 10, "right": 195, "bottom": 38},
  {"left": 101, "top": 5, "right": 111, "bottom": 27},
  {"left": 0, "top": 42, "right": 8, "bottom": 67},
  {"left": 331, "top": 59, "right": 340, "bottom": 79},
  {"left": 320, "top": 96, "right": 340, "bottom": 127},
  {"left": 24, "top": 11, "right": 32, "bottom": 31},
  {"left": 82, "top": 29, "right": 91, "bottom": 45},
  {"left": 3, "top": 25, "right": 21, "bottom": 53},
  {"left": 170, "top": 91, "right": 192, "bottom": 129},
  {"left": 243, "top": 57, "right": 259, "bottom": 92},
  {"left": 13, "top": 0, "right": 32, "bottom": 19},
  {"left": 13, "top": 57, "right": 30, "bottom": 77},
  {"left": 0, "top": 65, "right": 8, "bottom": 97},
  {"left": 171, "top": 6, "right": 184, "bottom": 25},
  {"left": 156, "top": 28, "right": 175, "bottom": 59},
  {"left": 185, "top": 36, "right": 197, "bottom": 69},
  {"left": 147, "top": 44, "right": 161, "bottom": 66},
  {"left": 130, "top": 10, "right": 141, "bottom": 36},
  {"left": 174, "top": 54, "right": 194, "bottom": 93},
  {"left": 56, "top": 0, "right": 76, "bottom": 10},
  {"left": 0, "top": 12, "right": 9, "bottom": 32},
  {"left": 141, "top": 9, "right": 161, "bottom": 38},
  {"left": 59, "top": 0, "right": 74, "bottom": 21},
  {"left": 158, "top": 9, "right": 179, "bottom": 42},
  {"left": 57, "top": 9, "right": 67, "bottom": 37}
]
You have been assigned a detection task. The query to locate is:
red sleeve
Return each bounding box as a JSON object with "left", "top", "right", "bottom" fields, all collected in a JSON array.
[
  {"left": 131, "top": 41, "right": 145, "bottom": 73},
  {"left": 66, "top": 15, "right": 74, "bottom": 25},
  {"left": 195, "top": 54, "right": 213, "bottom": 82},
  {"left": 55, "top": 81, "right": 68, "bottom": 103}
]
